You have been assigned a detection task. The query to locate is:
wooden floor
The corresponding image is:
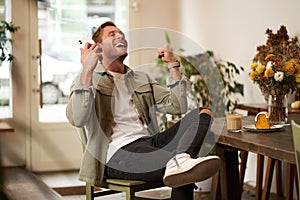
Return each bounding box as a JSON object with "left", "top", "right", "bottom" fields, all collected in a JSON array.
[
  {"left": 0, "top": 167, "right": 60, "bottom": 200},
  {"left": 0, "top": 167, "right": 291, "bottom": 200}
]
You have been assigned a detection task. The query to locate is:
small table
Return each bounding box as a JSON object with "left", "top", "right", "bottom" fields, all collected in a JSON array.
[{"left": 211, "top": 114, "right": 298, "bottom": 200}]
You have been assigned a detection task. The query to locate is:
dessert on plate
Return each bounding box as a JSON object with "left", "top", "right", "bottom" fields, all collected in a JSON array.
[{"left": 255, "top": 112, "right": 270, "bottom": 129}]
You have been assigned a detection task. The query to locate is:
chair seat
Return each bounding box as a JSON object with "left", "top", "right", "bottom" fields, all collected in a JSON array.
[
  {"left": 101, "top": 179, "right": 167, "bottom": 200},
  {"left": 106, "top": 179, "right": 148, "bottom": 186}
]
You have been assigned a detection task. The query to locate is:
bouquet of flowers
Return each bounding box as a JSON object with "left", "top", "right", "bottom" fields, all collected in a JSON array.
[
  {"left": 249, "top": 25, "right": 300, "bottom": 124},
  {"left": 249, "top": 54, "right": 300, "bottom": 97},
  {"left": 249, "top": 25, "right": 300, "bottom": 98}
]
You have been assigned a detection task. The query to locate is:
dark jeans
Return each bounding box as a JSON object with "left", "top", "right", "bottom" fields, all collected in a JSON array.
[{"left": 105, "top": 107, "right": 212, "bottom": 200}]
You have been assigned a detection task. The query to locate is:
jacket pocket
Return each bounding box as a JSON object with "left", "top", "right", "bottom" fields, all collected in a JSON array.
[
  {"left": 96, "top": 85, "right": 113, "bottom": 96},
  {"left": 95, "top": 86, "right": 113, "bottom": 120},
  {"left": 134, "top": 84, "right": 155, "bottom": 109},
  {"left": 134, "top": 84, "right": 152, "bottom": 93}
]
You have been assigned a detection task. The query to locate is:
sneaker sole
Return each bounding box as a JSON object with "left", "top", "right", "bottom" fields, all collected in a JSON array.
[{"left": 163, "top": 156, "right": 220, "bottom": 188}]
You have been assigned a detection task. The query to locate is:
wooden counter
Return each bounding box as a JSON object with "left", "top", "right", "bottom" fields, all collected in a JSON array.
[{"left": 0, "top": 121, "right": 14, "bottom": 132}]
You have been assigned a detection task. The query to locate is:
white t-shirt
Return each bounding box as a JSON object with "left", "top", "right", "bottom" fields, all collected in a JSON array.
[{"left": 106, "top": 71, "right": 150, "bottom": 162}]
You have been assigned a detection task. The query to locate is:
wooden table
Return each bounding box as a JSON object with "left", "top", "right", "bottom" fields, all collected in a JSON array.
[
  {"left": 236, "top": 103, "right": 300, "bottom": 115},
  {"left": 211, "top": 114, "right": 299, "bottom": 200}
]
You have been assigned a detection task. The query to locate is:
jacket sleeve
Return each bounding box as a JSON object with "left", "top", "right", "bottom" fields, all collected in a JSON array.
[
  {"left": 66, "top": 75, "right": 95, "bottom": 127},
  {"left": 152, "top": 75, "right": 188, "bottom": 115}
]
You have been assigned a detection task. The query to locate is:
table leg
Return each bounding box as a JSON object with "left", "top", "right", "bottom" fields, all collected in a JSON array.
[
  {"left": 285, "top": 163, "right": 295, "bottom": 200},
  {"left": 276, "top": 160, "right": 283, "bottom": 196},
  {"left": 214, "top": 144, "right": 241, "bottom": 200},
  {"left": 256, "top": 154, "right": 264, "bottom": 200},
  {"left": 239, "top": 151, "right": 248, "bottom": 193},
  {"left": 262, "top": 157, "right": 276, "bottom": 200}
]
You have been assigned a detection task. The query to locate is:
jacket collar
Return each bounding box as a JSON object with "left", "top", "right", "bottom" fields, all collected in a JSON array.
[{"left": 94, "top": 63, "right": 134, "bottom": 77}]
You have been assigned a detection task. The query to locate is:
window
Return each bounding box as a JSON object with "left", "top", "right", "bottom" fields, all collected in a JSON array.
[{"left": 0, "top": 0, "right": 12, "bottom": 118}]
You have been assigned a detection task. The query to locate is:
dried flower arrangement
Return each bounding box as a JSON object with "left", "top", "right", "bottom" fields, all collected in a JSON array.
[
  {"left": 250, "top": 25, "right": 300, "bottom": 98},
  {"left": 249, "top": 25, "right": 300, "bottom": 124}
]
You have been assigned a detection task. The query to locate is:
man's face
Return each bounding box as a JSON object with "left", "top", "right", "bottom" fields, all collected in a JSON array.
[{"left": 100, "top": 26, "right": 128, "bottom": 61}]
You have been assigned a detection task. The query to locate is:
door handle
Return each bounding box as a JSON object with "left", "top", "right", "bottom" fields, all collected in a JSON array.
[
  {"left": 33, "top": 39, "right": 44, "bottom": 108},
  {"left": 38, "top": 39, "right": 43, "bottom": 108},
  {"left": 32, "top": 88, "right": 40, "bottom": 93}
]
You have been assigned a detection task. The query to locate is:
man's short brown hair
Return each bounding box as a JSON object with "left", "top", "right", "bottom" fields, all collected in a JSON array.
[{"left": 92, "top": 21, "right": 116, "bottom": 43}]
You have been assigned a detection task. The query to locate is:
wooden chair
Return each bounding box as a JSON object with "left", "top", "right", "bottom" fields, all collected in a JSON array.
[
  {"left": 78, "top": 127, "right": 168, "bottom": 200},
  {"left": 292, "top": 120, "right": 300, "bottom": 198}
]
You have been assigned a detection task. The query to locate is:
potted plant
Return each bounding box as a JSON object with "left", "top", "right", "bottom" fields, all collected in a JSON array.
[
  {"left": 157, "top": 32, "right": 244, "bottom": 128},
  {"left": 0, "top": 20, "right": 20, "bottom": 63},
  {"left": 0, "top": 20, "right": 19, "bottom": 108}
]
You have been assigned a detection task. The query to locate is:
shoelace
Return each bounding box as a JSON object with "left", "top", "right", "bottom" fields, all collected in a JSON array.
[{"left": 173, "top": 156, "right": 180, "bottom": 167}]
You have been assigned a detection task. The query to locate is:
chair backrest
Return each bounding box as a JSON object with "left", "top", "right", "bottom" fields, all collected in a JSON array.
[
  {"left": 78, "top": 127, "right": 88, "bottom": 150},
  {"left": 291, "top": 120, "right": 300, "bottom": 193}
]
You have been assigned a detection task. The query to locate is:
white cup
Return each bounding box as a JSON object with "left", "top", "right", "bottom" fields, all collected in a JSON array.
[{"left": 226, "top": 114, "right": 242, "bottom": 132}]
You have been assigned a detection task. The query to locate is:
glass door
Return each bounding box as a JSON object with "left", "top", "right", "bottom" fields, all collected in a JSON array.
[
  {"left": 38, "top": 0, "right": 116, "bottom": 122},
  {"left": 30, "top": 0, "right": 127, "bottom": 171}
]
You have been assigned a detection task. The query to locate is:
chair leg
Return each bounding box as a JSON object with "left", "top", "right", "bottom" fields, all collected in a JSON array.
[
  {"left": 125, "top": 188, "right": 135, "bottom": 200},
  {"left": 295, "top": 167, "right": 299, "bottom": 200},
  {"left": 86, "top": 183, "right": 94, "bottom": 200}
]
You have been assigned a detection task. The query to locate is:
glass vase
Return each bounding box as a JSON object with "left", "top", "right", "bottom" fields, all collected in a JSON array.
[{"left": 268, "top": 94, "right": 288, "bottom": 125}]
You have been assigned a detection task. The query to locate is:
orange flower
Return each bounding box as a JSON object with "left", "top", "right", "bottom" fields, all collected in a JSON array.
[
  {"left": 295, "top": 64, "right": 300, "bottom": 73},
  {"left": 288, "top": 58, "right": 298, "bottom": 64},
  {"left": 250, "top": 63, "right": 258, "bottom": 70},
  {"left": 256, "top": 65, "right": 266, "bottom": 74},
  {"left": 265, "top": 54, "right": 275, "bottom": 60},
  {"left": 264, "top": 68, "right": 274, "bottom": 78},
  {"left": 249, "top": 71, "right": 257, "bottom": 81},
  {"left": 284, "top": 61, "right": 295, "bottom": 75},
  {"left": 296, "top": 73, "right": 300, "bottom": 83}
]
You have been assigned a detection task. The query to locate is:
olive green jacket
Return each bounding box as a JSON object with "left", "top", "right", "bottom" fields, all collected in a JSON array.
[{"left": 66, "top": 65, "right": 187, "bottom": 186}]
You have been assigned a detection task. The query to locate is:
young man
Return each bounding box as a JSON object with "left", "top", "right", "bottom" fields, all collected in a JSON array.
[{"left": 66, "top": 21, "right": 220, "bottom": 199}]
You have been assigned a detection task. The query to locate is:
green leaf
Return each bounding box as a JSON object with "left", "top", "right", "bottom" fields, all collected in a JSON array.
[{"left": 164, "top": 32, "right": 171, "bottom": 44}]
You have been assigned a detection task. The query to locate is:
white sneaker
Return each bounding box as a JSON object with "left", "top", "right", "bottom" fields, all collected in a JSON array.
[{"left": 163, "top": 153, "right": 220, "bottom": 188}]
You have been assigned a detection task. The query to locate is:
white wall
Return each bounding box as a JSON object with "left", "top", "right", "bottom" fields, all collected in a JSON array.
[
  {"left": 178, "top": 0, "right": 300, "bottom": 103},
  {"left": 176, "top": 1, "right": 299, "bottom": 195},
  {"left": 127, "top": 0, "right": 180, "bottom": 75},
  {"left": 128, "top": 0, "right": 179, "bottom": 30}
]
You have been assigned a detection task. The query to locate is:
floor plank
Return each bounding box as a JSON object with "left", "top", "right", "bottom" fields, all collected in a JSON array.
[{"left": 0, "top": 167, "right": 60, "bottom": 200}]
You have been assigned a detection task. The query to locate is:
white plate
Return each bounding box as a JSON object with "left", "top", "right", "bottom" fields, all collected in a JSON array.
[{"left": 243, "top": 124, "right": 284, "bottom": 133}]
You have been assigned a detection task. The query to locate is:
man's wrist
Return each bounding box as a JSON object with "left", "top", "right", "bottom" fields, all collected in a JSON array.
[{"left": 168, "top": 60, "right": 180, "bottom": 69}]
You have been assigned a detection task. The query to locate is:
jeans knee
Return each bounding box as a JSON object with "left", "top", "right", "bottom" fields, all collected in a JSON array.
[{"left": 199, "top": 108, "right": 212, "bottom": 116}]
